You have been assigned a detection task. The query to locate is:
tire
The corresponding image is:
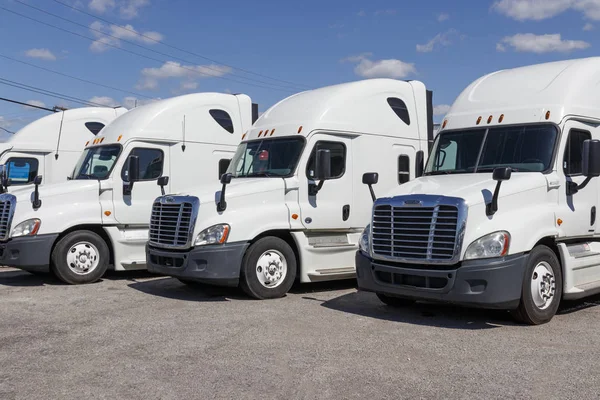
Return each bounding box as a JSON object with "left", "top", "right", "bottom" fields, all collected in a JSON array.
[
  {"left": 376, "top": 293, "right": 415, "bottom": 307},
  {"left": 511, "top": 245, "right": 562, "bottom": 325},
  {"left": 51, "top": 230, "right": 110, "bottom": 285},
  {"left": 240, "top": 236, "right": 297, "bottom": 299}
]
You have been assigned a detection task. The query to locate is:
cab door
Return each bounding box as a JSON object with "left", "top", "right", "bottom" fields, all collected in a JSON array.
[
  {"left": 112, "top": 144, "right": 169, "bottom": 225},
  {"left": 558, "top": 122, "right": 598, "bottom": 237},
  {"left": 298, "top": 133, "right": 353, "bottom": 230}
]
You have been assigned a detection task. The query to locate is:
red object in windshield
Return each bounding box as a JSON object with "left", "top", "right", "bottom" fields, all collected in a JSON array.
[{"left": 258, "top": 150, "right": 269, "bottom": 160}]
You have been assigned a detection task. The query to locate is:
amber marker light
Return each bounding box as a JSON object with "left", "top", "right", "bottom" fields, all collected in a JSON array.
[
  {"left": 498, "top": 114, "right": 504, "bottom": 123},
  {"left": 292, "top": 213, "right": 299, "bottom": 220},
  {"left": 117, "top": 135, "right": 123, "bottom": 141},
  {"left": 218, "top": 225, "right": 230, "bottom": 244},
  {"left": 298, "top": 126, "right": 303, "bottom": 134},
  {"left": 242, "top": 133, "right": 247, "bottom": 140},
  {"left": 442, "top": 120, "right": 448, "bottom": 129},
  {"left": 476, "top": 116, "right": 482, "bottom": 125},
  {"left": 545, "top": 111, "right": 551, "bottom": 120},
  {"left": 487, "top": 115, "right": 493, "bottom": 124},
  {"left": 258, "top": 130, "right": 263, "bottom": 137},
  {"left": 557, "top": 218, "right": 563, "bottom": 226},
  {"left": 104, "top": 211, "right": 112, "bottom": 216},
  {"left": 271, "top": 129, "right": 275, "bottom": 136}
]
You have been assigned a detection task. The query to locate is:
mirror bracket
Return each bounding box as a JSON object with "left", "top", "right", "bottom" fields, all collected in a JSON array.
[
  {"left": 486, "top": 167, "right": 511, "bottom": 216},
  {"left": 567, "top": 177, "right": 592, "bottom": 196},
  {"left": 32, "top": 175, "right": 42, "bottom": 209},
  {"left": 308, "top": 180, "right": 325, "bottom": 196}
]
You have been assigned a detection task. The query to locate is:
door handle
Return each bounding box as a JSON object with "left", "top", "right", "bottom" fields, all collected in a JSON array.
[
  {"left": 592, "top": 206, "right": 596, "bottom": 226},
  {"left": 342, "top": 204, "right": 350, "bottom": 221}
]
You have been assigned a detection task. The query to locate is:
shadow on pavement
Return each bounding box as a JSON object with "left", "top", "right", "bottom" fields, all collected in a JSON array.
[
  {"left": 0, "top": 269, "right": 63, "bottom": 287},
  {"left": 312, "top": 290, "right": 517, "bottom": 330},
  {"left": 128, "top": 276, "right": 246, "bottom": 302},
  {"left": 558, "top": 293, "right": 600, "bottom": 315},
  {"left": 290, "top": 279, "right": 357, "bottom": 295}
]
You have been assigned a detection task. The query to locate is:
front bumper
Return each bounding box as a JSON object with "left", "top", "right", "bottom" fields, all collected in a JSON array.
[
  {"left": 0, "top": 234, "right": 59, "bottom": 273},
  {"left": 146, "top": 241, "right": 249, "bottom": 287},
  {"left": 356, "top": 251, "right": 528, "bottom": 310}
]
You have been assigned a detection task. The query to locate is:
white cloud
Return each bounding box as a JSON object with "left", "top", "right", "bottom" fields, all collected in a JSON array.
[
  {"left": 24, "top": 48, "right": 57, "bottom": 61},
  {"left": 342, "top": 54, "right": 416, "bottom": 79},
  {"left": 493, "top": 0, "right": 600, "bottom": 21},
  {"left": 122, "top": 96, "right": 156, "bottom": 108},
  {"left": 584, "top": 22, "right": 595, "bottom": 30},
  {"left": 89, "top": 96, "right": 119, "bottom": 107},
  {"left": 497, "top": 33, "right": 590, "bottom": 53},
  {"left": 24, "top": 100, "right": 47, "bottom": 109},
  {"left": 88, "top": 0, "right": 150, "bottom": 19},
  {"left": 89, "top": 0, "right": 115, "bottom": 13},
  {"left": 374, "top": 9, "right": 396, "bottom": 16},
  {"left": 433, "top": 104, "right": 451, "bottom": 116},
  {"left": 89, "top": 21, "right": 164, "bottom": 53},
  {"left": 437, "top": 13, "right": 450, "bottom": 21},
  {"left": 357, "top": 10, "right": 366, "bottom": 17},
  {"left": 136, "top": 61, "right": 232, "bottom": 91},
  {"left": 416, "top": 29, "right": 459, "bottom": 53}
]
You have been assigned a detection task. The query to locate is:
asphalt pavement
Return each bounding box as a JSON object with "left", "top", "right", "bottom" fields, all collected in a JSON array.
[{"left": 1, "top": 268, "right": 599, "bottom": 399}]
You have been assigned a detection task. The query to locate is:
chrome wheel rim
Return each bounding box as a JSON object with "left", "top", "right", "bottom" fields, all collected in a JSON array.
[
  {"left": 255, "top": 249, "right": 287, "bottom": 289},
  {"left": 530, "top": 262, "right": 556, "bottom": 310},
  {"left": 66, "top": 241, "right": 100, "bottom": 275}
]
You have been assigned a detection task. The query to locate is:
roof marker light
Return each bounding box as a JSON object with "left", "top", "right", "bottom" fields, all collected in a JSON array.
[
  {"left": 487, "top": 115, "right": 493, "bottom": 124},
  {"left": 298, "top": 126, "right": 303, "bottom": 134},
  {"left": 117, "top": 135, "right": 123, "bottom": 141},
  {"left": 85, "top": 141, "right": 89, "bottom": 146},
  {"left": 258, "top": 130, "right": 263, "bottom": 137},
  {"left": 242, "top": 133, "right": 247, "bottom": 140},
  {"left": 100, "top": 137, "right": 105, "bottom": 143},
  {"left": 270, "top": 129, "right": 275, "bottom": 136},
  {"left": 545, "top": 111, "right": 551, "bottom": 120},
  {"left": 476, "top": 116, "right": 482, "bottom": 125},
  {"left": 498, "top": 114, "right": 504, "bottom": 123},
  {"left": 442, "top": 120, "right": 448, "bottom": 129}
]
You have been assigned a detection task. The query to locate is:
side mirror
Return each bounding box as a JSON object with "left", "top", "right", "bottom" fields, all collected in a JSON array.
[
  {"left": 220, "top": 172, "right": 232, "bottom": 185},
  {"left": 583, "top": 139, "right": 600, "bottom": 178},
  {"left": 157, "top": 176, "right": 169, "bottom": 196},
  {"left": 362, "top": 172, "right": 379, "bottom": 202},
  {"left": 315, "top": 149, "right": 331, "bottom": 181},
  {"left": 487, "top": 167, "right": 511, "bottom": 217},
  {"left": 492, "top": 166, "right": 512, "bottom": 182},
  {"left": 217, "top": 173, "right": 233, "bottom": 212},
  {"left": 32, "top": 175, "right": 42, "bottom": 209},
  {"left": 123, "top": 155, "right": 140, "bottom": 196},
  {"left": 568, "top": 139, "right": 600, "bottom": 196}
]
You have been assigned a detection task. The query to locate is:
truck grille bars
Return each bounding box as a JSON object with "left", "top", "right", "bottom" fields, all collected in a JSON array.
[
  {"left": 0, "top": 194, "right": 16, "bottom": 241},
  {"left": 371, "top": 195, "right": 467, "bottom": 264},
  {"left": 149, "top": 196, "right": 199, "bottom": 249}
]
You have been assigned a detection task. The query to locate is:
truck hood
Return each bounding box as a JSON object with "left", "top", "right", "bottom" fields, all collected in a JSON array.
[
  {"left": 11, "top": 180, "right": 99, "bottom": 204},
  {"left": 171, "top": 178, "right": 285, "bottom": 205},
  {"left": 380, "top": 173, "right": 549, "bottom": 206}
]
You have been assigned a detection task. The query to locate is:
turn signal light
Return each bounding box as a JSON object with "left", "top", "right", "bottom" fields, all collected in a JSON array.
[
  {"left": 104, "top": 211, "right": 112, "bottom": 216},
  {"left": 292, "top": 213, "right": 298, "bottom": 220},
  {"left": 557, "top": 218, "right": 563, "bottom": 226}
]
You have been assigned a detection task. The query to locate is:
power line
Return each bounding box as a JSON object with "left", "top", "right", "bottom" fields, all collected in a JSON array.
[
  {"left": 0, "top": 127, "right": 15, "bottom": 135},
  {"left": 9, "top": 1, "right": 304, "bottom": 93},
  {"left": 0, "top": 53, "right": 153, "bottom": 100},
  {"left": 0, "top": 96, "right": 56, "bottom": 112},
  {"left": 51, "top": 0, "right": 311, "bottom": 91},
  {"left": 0, "top": 77, "right": 104, "bottom": 107}
]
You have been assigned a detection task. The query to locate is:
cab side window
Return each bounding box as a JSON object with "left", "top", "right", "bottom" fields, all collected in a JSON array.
[
  {"left": 6, "top": 157, "right": 39, "bottom": 185},
  {"left": 306, "top": 141, "right": 346, "bottom": 179},
  {"left": 398, "top": 155, "right": 410, "bottom": 184},
  {"left": 563, "top": 129, "right": 591, "bottom": 176},
  {"left": 122, "top": 148, "right": 164, "bottom": 182}
]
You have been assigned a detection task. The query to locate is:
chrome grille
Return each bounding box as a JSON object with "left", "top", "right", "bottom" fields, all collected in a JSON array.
[
  {"left": 149, "top": 196, "right": 198, "bottom": 249},
  {"left": 0, "top": 194, "right": 15, "bottom": 241},
  {"left": 372, "top": 203, "right": 460, "bottom": 262}
]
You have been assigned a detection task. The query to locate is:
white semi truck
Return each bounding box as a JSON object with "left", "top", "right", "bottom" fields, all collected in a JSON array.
[
  {"left": 356, "top": 57, "right": 600, "bottom": 325},
  {"left": 0, "top": 93, "right": 256, "bottom": 284},
  {"left": 146, "top": 79, "right": 434, "bottom": 299},
  {"left": 0, "top": 107, "right": 126, "bottom": 188}
]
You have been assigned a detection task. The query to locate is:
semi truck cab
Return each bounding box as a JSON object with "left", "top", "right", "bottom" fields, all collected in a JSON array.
[
  {"left": 147, "top": 79, "right": 434, "bottom": 299},
  {"left": 356, "top": 57, "right": 600, "bottom": 325},
  {"left": 0, "top": 93, "right": 254, "bottom": 284},
  {"left": 0, "top": 107, "right": 126, "bottom": 190}
]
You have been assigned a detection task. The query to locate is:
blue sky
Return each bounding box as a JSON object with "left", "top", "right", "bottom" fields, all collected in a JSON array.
[{"left": 0, "top": 0, "right": 599, "bottom": 138}]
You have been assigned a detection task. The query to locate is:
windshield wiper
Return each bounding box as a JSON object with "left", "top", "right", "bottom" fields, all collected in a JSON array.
[
  {"left": 245, "top": 172, "right": 279, "bottom": 177},
  {"left": 76, "top": 173, "right": 98, "bottom": 180}
]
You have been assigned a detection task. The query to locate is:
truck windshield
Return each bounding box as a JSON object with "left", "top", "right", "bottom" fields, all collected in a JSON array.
[
  {"left": 228, "top": 137, "right": 304, "bottom": 178},
  {"left": 71, "top": 145, "right": 122, "bottom": 180},
  {"left": 425, "top": 124, "right": 558, "bottom": 175}
]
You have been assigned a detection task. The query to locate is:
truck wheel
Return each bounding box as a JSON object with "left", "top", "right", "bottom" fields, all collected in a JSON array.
[
  {"left": 376, "top": 293, "right": 415, "bottom": 307},
  {"left": 51, "top": 230, "right": 110, "bottom": 285},
  {"left": 240, "top": 236, "right": 296, "bottom": 299},
  {"left": 512, "top": 245, "right": 562, "bottom": 325}
]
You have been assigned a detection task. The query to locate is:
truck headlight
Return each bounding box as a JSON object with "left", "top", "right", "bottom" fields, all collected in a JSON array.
[
  {"left": 194, "top": 224, "right": 230, "bottom": 246},
  {"left": 464, "top": 231, "right": 510, "bottom": 260},
  {"left": 359, "top": 224, "right": 370, "bottom": 254},
  {"left": 12, "top": 219, "right": 41, "bottom": 237}
]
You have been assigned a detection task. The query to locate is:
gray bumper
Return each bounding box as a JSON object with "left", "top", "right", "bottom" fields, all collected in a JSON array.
[
  {"left": 146, "top": 242, "right": 249, "bottom": 287},
  {"left": 0, "top": 234, "right": 59, "bottom": 273},
  {"left": 356, "top": 251, "right": 528, "bottom": 310}
]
